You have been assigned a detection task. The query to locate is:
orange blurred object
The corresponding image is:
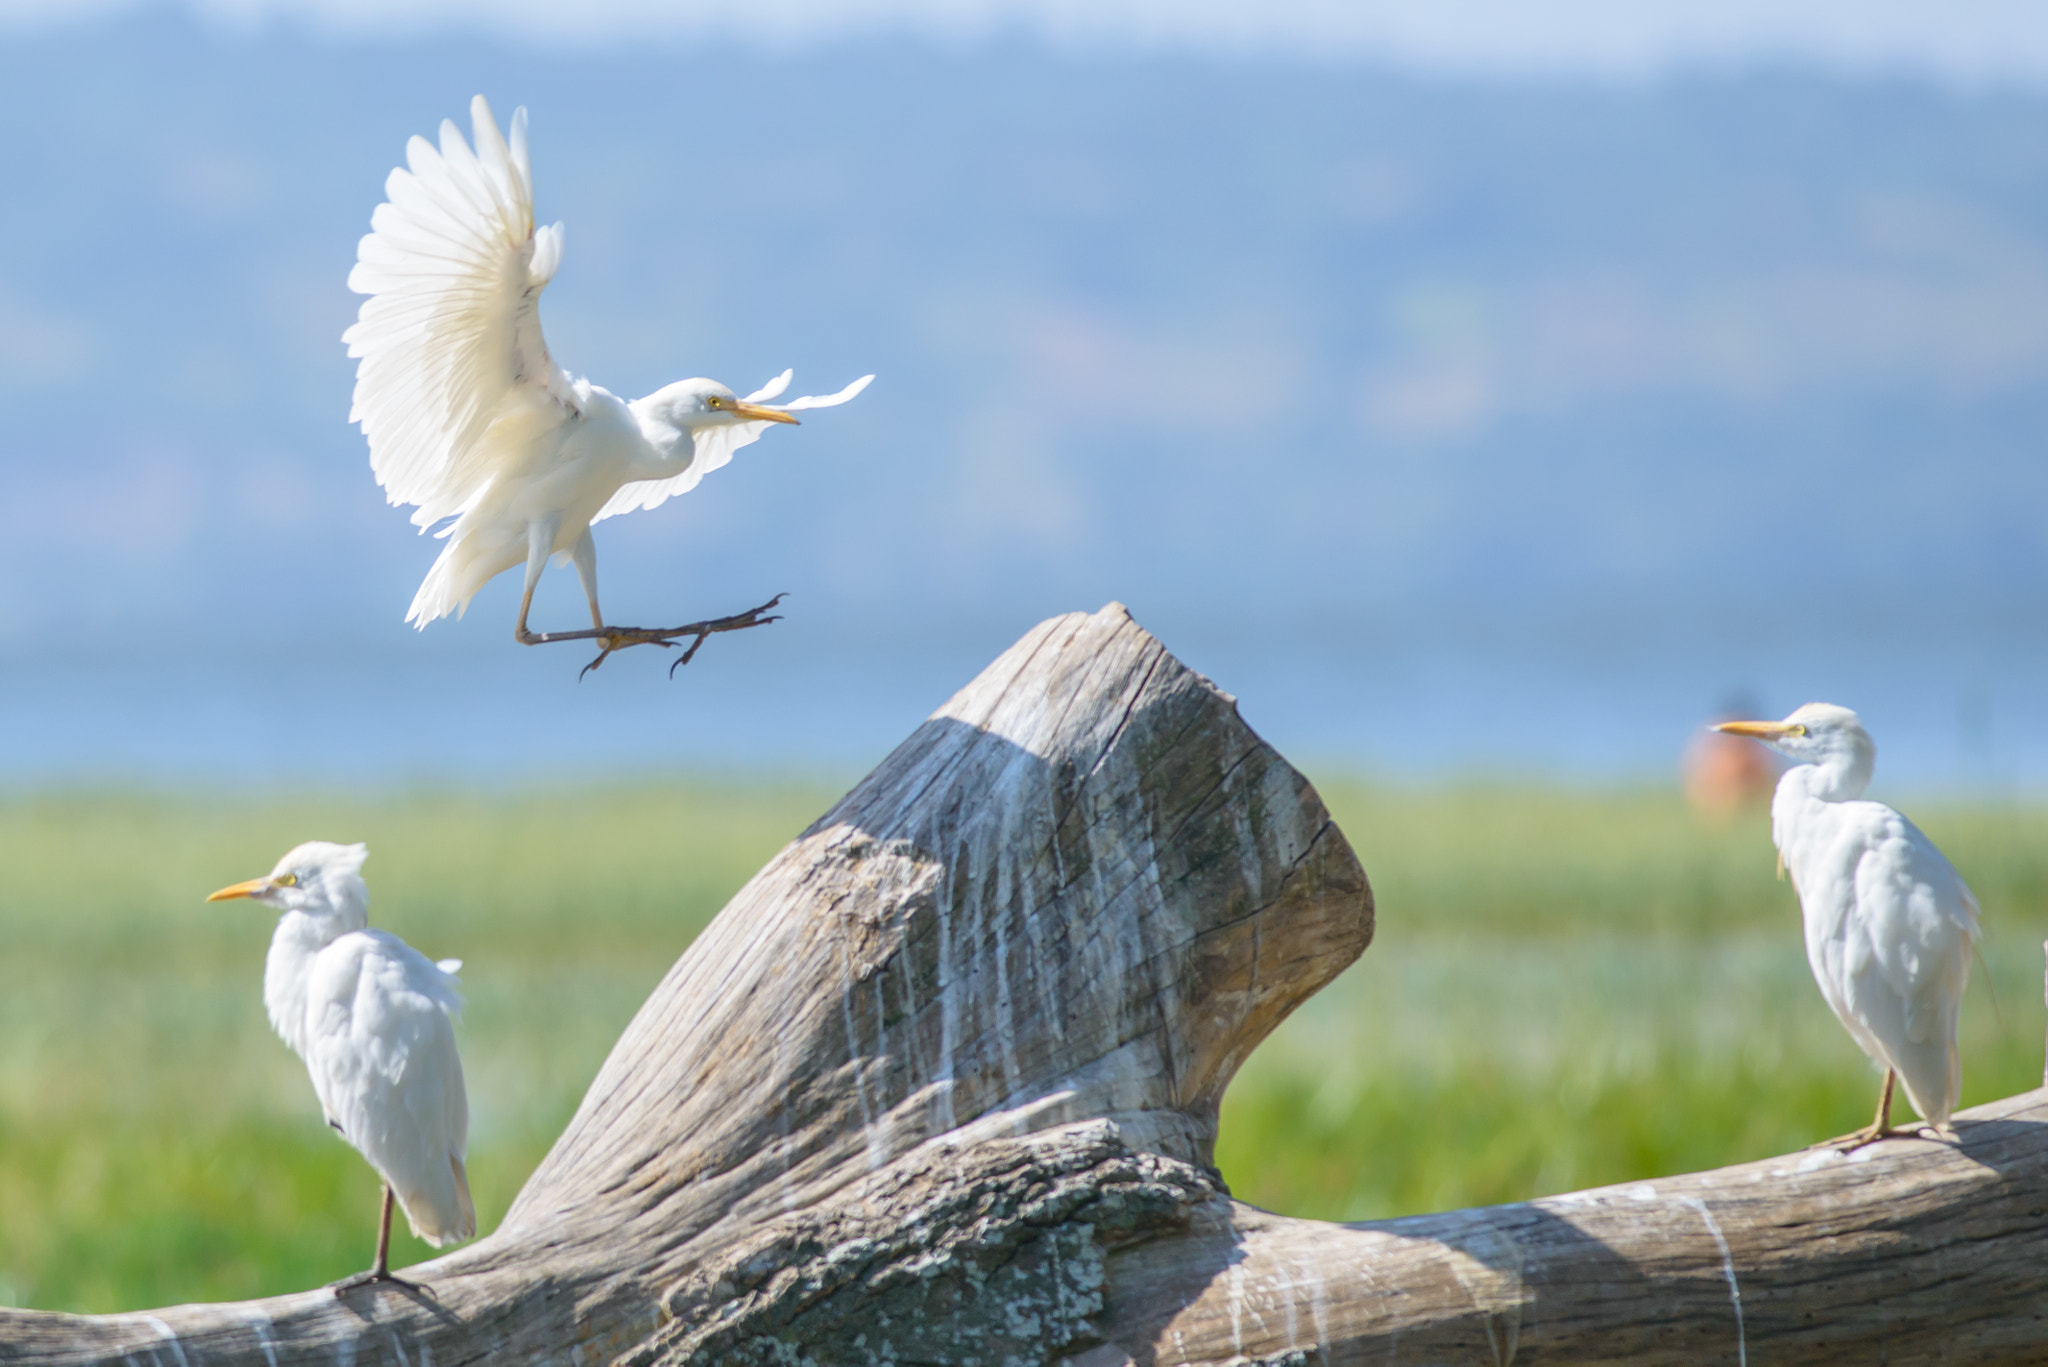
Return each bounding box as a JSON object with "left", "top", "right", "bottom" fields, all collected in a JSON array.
[{"left": 1683, "top": 715, "right": 1786, "bottom": 822}]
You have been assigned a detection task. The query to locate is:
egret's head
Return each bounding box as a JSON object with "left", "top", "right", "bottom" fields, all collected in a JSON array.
[
  {"left": 207, "top": 840, "right": 370, "bottom": 925},
  {"left": 1714, "top": 703, "right": 1874, "bottom": 797},
  {"left": 644, "top": 378, "right": 799, "bottom": 432}
]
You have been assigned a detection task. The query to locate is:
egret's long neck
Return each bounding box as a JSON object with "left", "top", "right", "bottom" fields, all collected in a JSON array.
[
  {"left": 628, "top": 402, "right": 698, "bottom": 477},
  {"left": 263, "top": 908, "right": 357, "bottom": 1058},
  {"left": 1812, "top": 742, "right": 1873, "bottom": 802},
  {"left": 1781, "top": 745, "right": 1873, "bottom": 807}
]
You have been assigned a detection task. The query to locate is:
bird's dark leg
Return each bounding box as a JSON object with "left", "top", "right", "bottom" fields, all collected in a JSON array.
[
  {"left": 330, "top": 1184, "right": 423, "bottom": 1295},
  {"left": 1873, "top": 1066, "right": 1896, "bottom": 1135},
  {"left": 1815, "top": 1068, "right": 1921, "bottom": 1152},
  {"left": 514, "top": 579, "right": 539, "bottom": 644},
  {"left": 372, "top": 1182, "right": 393, "bottom": 1278}
]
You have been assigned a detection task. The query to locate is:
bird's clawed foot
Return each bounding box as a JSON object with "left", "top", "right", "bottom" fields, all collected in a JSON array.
[
  {"left": 1810, "top": 1123, "right": 1933, "bottom": 1154},
  {"left": 1810, "top": 1070, "right": 1944, "bottom": 1153},
  {"left": 329, "top": 1268, "right": 426, "bottom": 1298},
  {"left": 587, "top": 594, "right": 788, "bottom": 678},
  {"left": 512, "top": 594, "right": 788, "bottom": 677}
]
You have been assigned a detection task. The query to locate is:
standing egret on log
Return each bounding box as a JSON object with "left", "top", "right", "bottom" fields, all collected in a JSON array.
[
  {"left": 1715, "top": 703, "right": 1980, "bottom": 1149},
  {"left": 209, "top": 841, "right": 475, "bottom": 1291},
  {"left": 345, "top": 95, "right": 871, "bottom": 672}
]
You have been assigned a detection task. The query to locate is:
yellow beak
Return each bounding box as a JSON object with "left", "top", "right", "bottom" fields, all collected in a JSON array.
[
  {"left": 1712, "top": 720, "right": 1804, "bottom": 740},
  {"left": 206, "top": 876, "right": 271, "bottom": 903},
  {"left": 730, "top": 401, "right": 800, "bottom": 425}
]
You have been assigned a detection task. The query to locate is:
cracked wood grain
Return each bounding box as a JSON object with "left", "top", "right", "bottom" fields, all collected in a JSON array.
[{"left": 4, "top": 602, "right": 2044, "bottom": 1366}]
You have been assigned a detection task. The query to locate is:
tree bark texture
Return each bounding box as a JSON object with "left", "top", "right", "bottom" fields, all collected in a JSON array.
[{"left": 4, "top": 602, "right": 2046, "bottom": 1365}]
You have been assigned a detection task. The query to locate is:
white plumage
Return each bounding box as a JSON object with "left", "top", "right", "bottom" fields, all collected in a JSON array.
[
  {"left": 209, "top": 841, "right": 474, "bottom": 1287},
  {"left": 1716, "top": 703, "right": 1980, "bottom": 1147},
  {"left": 344, "top": 95, "right": 870, "bottom": 638}
]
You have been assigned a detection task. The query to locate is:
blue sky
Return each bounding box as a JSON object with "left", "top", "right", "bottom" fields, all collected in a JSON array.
[
  {"left": 7, "top": 0, "right": 2048, "bottom": 83},
  {"left": 0, "top": 9, "right": 2043, "bottom": 788}
]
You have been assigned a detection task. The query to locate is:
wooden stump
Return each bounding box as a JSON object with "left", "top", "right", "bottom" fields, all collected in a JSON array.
[{"left": 4, "top": 603, "right": 2046, "bottom": 1365}]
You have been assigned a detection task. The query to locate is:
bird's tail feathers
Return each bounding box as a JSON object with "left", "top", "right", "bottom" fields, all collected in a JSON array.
[
  {"left": 1887, "top": 1033, "right": 1962, "bottom": 1131},
  {"left": 397, "top": 1155, "right": 476, "bottom": 1247},
  {"left": 405, "top": 546, "right": 461, "bottom": 630},
  {"left": 406, "top": 534, "right": 488, "bottom": 629}
]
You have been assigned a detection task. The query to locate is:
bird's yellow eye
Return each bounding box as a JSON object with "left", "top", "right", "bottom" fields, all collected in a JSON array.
[
  {"left": 276, "top": 873, "right": 299, "bottom": 887},
  {"left": 707, "top": 396, "right": 723, "bottom": 408},
  {"left": 1788, "top": 724, "right": 1808, "bottom": 737}
]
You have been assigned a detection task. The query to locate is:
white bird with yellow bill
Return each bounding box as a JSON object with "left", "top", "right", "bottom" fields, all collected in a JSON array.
[
  {"left": 345, "top": 95, "right": 870, "bottom": 666},
  {"left": 209, "top": 841, "right": 474, "bottom": 1291},
  {"left": 1714, "top": 703, "right": 1979, "bottom": 1150}
]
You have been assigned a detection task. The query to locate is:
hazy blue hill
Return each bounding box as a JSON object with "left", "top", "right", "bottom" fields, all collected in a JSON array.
[{"left": 0, "top": 15, "right": 2043, "bottom": 781}]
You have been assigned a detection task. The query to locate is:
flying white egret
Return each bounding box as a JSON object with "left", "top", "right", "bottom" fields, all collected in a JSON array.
[
  {"left": 208, "top": 841, "right": 474, "bottom": 1291},
  {"left": 1715, "top": 703, "right": 1980, "bottom": 1150},
  {"left": 344, "top": 95, "right": 870, "bottom": 664}
]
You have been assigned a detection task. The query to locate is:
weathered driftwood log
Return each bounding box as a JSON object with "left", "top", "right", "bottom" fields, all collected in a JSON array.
[{"left": 6, "top": 602, "right": 2048, "bottom": 1365}]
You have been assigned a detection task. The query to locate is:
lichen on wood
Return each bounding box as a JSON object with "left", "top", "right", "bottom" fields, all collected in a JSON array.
[{"left": 628, "top": 1121, "right": 1214, "bottom": 1366}]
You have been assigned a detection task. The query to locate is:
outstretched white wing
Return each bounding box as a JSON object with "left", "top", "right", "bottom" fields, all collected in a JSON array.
[
  {"left": 592, "top": 372, "right": 873, "bottom": 523},
  {"left": 344, "top": 95, "right": 579, "bottom": 531}
]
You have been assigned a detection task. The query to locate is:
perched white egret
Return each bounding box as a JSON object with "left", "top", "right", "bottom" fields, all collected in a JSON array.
[
  {"left": 344, "top": 95, "right": 870, "bottom": 658},
  {"left": 208, "top": 842, "right": 474, "bottom": 1290},
  {"left": 1715, "top": 704, "right": 1980, "bottom": 1149}
]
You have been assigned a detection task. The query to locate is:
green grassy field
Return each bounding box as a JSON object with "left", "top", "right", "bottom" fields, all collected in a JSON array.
[{"left": 2, "top": 777, "right": 2042, "bottom": 1312}]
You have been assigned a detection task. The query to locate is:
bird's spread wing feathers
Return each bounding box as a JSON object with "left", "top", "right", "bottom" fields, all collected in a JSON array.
[
  {"left": 592, "top": 372, "right": 873, "bottom": 523},
  {"left": 747, "top": 370, "right": 793, "bottom": 403},
  {"left": 779, "top": 373, "right": 874, "bottom": 413},
  {"left": 345, "top": 95, "right": 578, "bottom": 531}
]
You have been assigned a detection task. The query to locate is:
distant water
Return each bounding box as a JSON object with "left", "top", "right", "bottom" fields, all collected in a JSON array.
[{"left": 2, "top": 604, "right": 2042, "bottom": 796}]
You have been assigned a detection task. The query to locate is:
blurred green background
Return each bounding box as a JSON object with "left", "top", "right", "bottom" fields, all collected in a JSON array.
[{"left": 2, "top": 777, "right": 2041, "bottom": 1312}]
